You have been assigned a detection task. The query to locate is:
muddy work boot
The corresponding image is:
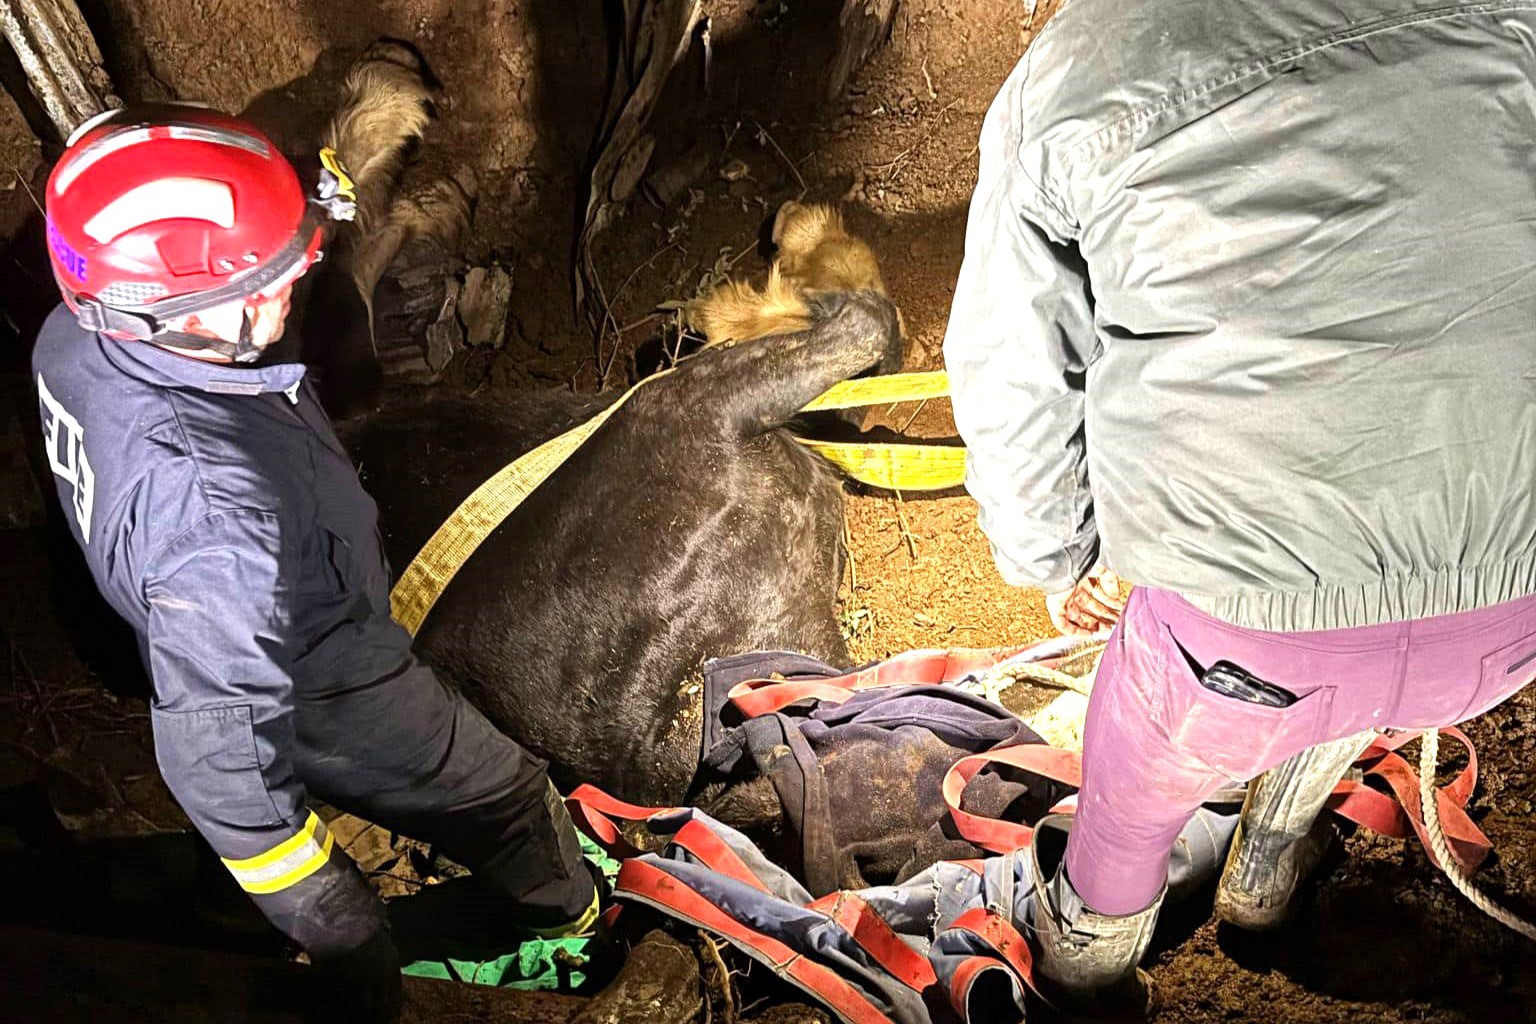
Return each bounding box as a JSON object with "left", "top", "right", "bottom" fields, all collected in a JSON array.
[
  {"left": 1215, "top": 730, "right": 1375, "bottom": 931},
  {"left": 1030, "top": 814, "right": 1162, "bottom": 1018}
]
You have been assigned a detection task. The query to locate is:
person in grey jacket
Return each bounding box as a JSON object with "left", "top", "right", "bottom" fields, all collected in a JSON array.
[{"left": 944, "top": 0, "right": 1536, "bottom": 1010}]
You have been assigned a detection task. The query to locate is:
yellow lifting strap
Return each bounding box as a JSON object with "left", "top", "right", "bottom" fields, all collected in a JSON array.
[
  {"left": 796, "top": 437, "right": 966, "bottom": 492},
  {"left": 800, "top": 369, "right": 951, "bottom": 411},
  {"left": 390, "top": 369, "right": 960, "bottom": 636}
]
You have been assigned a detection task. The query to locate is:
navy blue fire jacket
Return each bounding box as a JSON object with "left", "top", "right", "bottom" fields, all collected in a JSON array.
[{"left": 32, "top": 304, "right": 407, "bottom": 938}]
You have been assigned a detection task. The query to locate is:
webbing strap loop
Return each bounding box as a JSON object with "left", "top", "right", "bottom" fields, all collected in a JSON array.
[
  {"left": 1327, "top": 726, "right": 1491, "bottom": 873},
  {"left": 940, "top": 744, "right": 1086, "bottom": 853},
  {"left": 945, "top": 908, "right": 1044, "bottom": 1003},
  {"left": 726, "top": 645, "right": 1028, "bottom": 718},
  {"left": 563, "top": 782, "right": 675, "bottom": 859}
]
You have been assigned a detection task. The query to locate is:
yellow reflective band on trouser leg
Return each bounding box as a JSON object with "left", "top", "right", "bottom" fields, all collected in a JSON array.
[
  {"left": 529, "top": 887, "right": 602, "bottom": 940},
  {"left": 221, "top": 811, "right": 336, "bottom": 895}
]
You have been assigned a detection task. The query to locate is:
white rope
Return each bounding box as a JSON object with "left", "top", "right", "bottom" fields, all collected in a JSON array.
[
  {"left": 960, "top": 638, "right": 1106, "bottom": 704},
  {"left": 1418, "top": 728, "right": 1536, "bottom": 941}
]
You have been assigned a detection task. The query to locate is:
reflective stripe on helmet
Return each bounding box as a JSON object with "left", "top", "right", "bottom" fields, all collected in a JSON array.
[
  {"left": 82, "top": 177, "right": 236, "bottom": 243},
  {"left": 54, "top": 120, "right": 272, "bottom": 195}
]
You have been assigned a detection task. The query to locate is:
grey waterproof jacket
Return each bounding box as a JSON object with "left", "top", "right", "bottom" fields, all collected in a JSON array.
[{"left": 944, "top": 0, "right": 1536, "bottom": 631}]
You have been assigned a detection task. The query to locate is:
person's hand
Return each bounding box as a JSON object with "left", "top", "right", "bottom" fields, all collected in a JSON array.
[{"left": 1045, "top": 564, "right": 1129, "bottom": 637}]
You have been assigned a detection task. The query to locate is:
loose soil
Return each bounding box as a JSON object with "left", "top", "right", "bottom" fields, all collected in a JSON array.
[{"left": 3, "top": 0, "right": 1536, "bottom": 1021}]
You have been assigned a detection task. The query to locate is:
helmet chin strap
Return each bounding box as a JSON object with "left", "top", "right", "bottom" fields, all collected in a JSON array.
[
  {"left": 236, "top": 309, "right": 261, "bottom": 363},
  {"left": 149, "top": 308, "right": 262, "bottom": 363}
]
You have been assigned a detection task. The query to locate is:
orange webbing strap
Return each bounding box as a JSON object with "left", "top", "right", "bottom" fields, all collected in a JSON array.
[
  {"left": 936, "top": 727, "right": 1492, "bottom": 866},
  {"left": 806, "top": 892, "right": 940, "bottom": 992},
  {"left": 672, "top": 819, "right": 775, "bottom": 893},
  {"left": 1327, "top": 726, "right": 1491, "bottom": 873},
  {"left": 565, "top": 784, "right": 779, "bottom": 892},
  {"left": 727, "top": 645, "right": 1029, "bottom": 718},
  {"left": 940, "top": 744, "right": 1086, "bottom": 854},
  {"left": 946, "top": 908, "right": 1044, "bottom": 1003},
  {"left": 563, "top": 783, "right": 674, "bottom": 859},
  {"left": 617, "top": 858, "right": 895, "bottom": 1024}
]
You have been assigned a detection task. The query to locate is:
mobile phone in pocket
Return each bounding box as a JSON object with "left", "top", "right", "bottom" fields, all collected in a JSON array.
[{"left": 1200, "top": 660, "right": 1299, "bottom": 708}]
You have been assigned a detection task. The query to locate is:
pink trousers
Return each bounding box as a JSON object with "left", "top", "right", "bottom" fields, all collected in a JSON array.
[{"left": 1064, "top": 586, "right": 1536, "bottom": 915}]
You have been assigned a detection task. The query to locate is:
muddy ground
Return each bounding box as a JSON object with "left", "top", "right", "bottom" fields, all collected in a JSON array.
[{"left": 3, "top": 0, "right": 1536, "bottom": 1021}]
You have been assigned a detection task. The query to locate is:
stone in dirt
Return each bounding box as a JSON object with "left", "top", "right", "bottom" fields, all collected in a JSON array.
[
  {"left": 568, "top": 930, "right": 702, "bottom": 1024},
  {"left": 425, "top": 277, "right": 464, "bottom": 373},
  {"left": 460, "top": 265, "right": 514, "bottom": 349}
]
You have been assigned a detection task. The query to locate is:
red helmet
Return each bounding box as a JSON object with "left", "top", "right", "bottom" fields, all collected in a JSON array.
[{"left": 44, "top": 103, "right": 355, "bottom": 360}]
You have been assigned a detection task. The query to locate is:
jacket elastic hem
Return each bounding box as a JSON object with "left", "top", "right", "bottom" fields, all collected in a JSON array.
[{"left": 1177, "top": 555, "right": 1536, "bottom": 632}]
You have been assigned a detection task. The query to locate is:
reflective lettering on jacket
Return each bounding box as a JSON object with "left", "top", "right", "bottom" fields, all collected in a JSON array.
[{"left": 36, "top": 372, "right": 94, "bottom": 540}]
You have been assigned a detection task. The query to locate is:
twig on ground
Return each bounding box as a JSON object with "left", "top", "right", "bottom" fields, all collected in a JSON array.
[
  {"left": 720, "top": 120, "right": 742, "bottom": 160},
  {"left": 892, "top": 489, "right": 919, "bottom": 561},
  {"left": 870, "top": 99, "right": 961, "bottom": 183},
  {"left": 698, "top": 930, "right": 738, "bottom": 1024},
  {"left": 565, "top": 356, "right": 595, "bottom": 392},
  {"left": 753, "top": 121, "right": 808, "bottom": 199},
  {"left": 614, "top": 242, "right": 688, "bottom": 311},
  {"left": 7, "top": 639, "right": 66, "bottom": 748},
  {"left": 596, "top": 241, "right": 686, "bottom": 387},
  {"left": 870, "top": 143, "right": 916, "bottom": 174},
  {"left": 899, "top": 399, "right": 930, "bottom": 434},
  {"left": 589, "top": 268, "right": 624, "bottom": 388},
  {"left": 726, "top": 243, "right": 756, "bottom": 269},
  {"left": 842, "top": 513, "right": 859, "bottom": 595},
  {"left": 600, "top": 336, "right": 630, "bottom": 386},
  {"left": 920, "top": 56, "right": 937, "bottom": 100},
  {"left": 618, "top": 312, "right": 665, "bottom": 335},
  {"left": 11, "top": 167, "right": 43, "bottom": 215}
]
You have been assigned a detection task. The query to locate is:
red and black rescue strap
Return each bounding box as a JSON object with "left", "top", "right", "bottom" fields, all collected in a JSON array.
[{"left": 565, "top": 647, "right": 1494, "bottom": 1024}]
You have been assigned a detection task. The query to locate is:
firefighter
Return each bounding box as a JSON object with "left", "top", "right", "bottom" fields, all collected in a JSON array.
[
  {"left": 944, "top": 0, "right": 1536, "bottom": 1013},
  {"left": 32, "top": 105, "right": 598, "bottom": 1022}
]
